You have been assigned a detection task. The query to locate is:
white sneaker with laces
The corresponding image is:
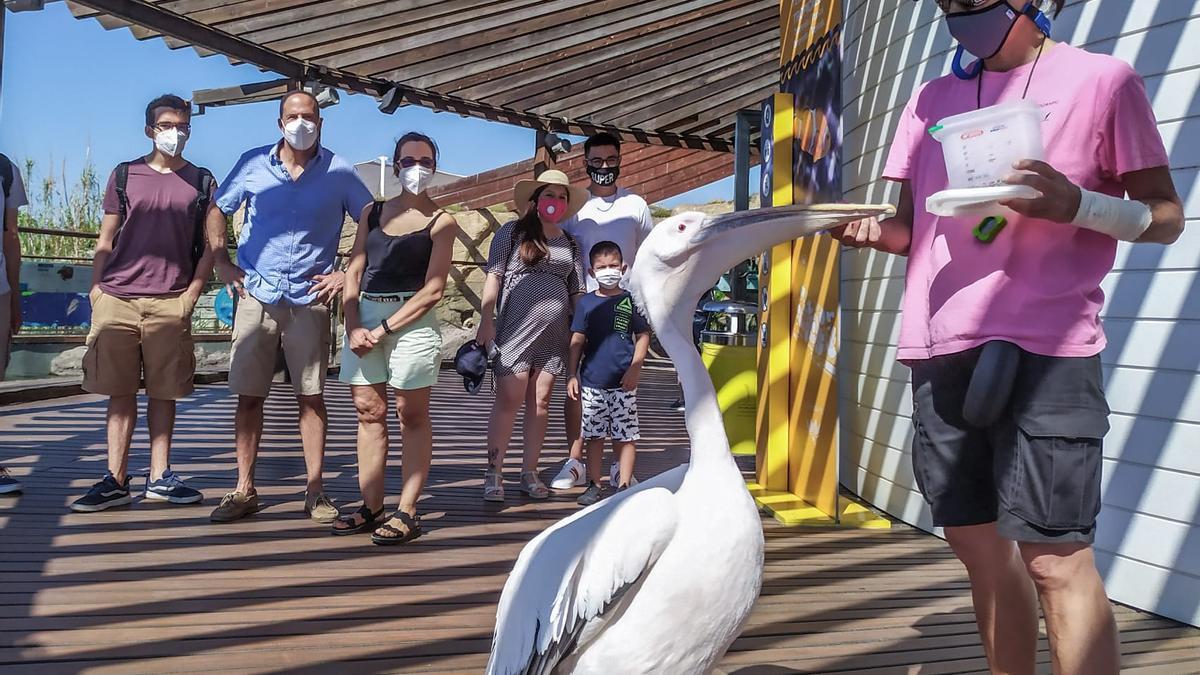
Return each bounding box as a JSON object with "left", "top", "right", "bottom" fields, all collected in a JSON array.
[
  {"left": 610, "top": 462, "right": 638, "bottom": 489},
  {"left": 550, "top": 458, "right": 586, "bottom": 490}
]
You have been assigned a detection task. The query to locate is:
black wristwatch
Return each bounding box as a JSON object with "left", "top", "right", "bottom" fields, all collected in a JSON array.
[{"left": 381, "top": 319, "right": 395, "bottom": 335}]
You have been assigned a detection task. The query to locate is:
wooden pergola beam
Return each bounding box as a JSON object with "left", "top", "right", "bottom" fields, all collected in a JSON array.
[
  {"left": 429, "top": 143, "right": 736, "bottom": 212},
  {"left": 70, "top": 0, "right": 737, "bottom": 152}
]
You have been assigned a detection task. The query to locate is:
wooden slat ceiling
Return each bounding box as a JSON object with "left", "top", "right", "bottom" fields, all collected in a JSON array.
[{"left": 66, "top": 0, "right": 780, "bottom": 152}]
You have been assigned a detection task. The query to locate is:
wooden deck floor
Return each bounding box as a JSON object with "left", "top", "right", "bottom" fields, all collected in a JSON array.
[{"left": 1, "top": 368, "right": 1197, "bottom": 674}]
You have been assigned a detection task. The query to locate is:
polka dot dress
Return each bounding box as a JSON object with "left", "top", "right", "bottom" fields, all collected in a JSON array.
[{"left": 487, "top": 221, "right": 585, "bottom": 378}]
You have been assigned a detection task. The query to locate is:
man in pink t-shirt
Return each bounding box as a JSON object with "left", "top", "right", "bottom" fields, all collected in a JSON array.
[{"left": 835, "top": 2, "right": 1185, "bottom": 673}]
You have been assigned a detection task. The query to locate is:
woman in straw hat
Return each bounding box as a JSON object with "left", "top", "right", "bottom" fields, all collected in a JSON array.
[{"left": 476, "top": 170, "right": 587, "bottom": 501}]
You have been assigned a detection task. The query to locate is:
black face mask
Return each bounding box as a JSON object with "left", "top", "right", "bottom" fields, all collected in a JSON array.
[{"left": 587, "top": 166, "right": 619, "bottom": 186}]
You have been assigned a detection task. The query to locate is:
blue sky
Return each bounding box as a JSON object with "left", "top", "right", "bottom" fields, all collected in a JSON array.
[{"left": 0, "top": 3, "right": 748, "bottom": 208}]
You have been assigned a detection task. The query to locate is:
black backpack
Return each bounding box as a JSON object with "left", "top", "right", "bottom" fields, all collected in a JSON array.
[
  {"left": 0, "top": 153, "right": 13, "bottom": 202},
  {"left": 114, "top": 161, "right": 215, "bottom": 270}
]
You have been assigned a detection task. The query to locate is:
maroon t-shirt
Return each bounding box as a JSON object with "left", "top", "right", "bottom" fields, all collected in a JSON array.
[{"left": 99, "top": 159, "right": 215, "bottom": 298}]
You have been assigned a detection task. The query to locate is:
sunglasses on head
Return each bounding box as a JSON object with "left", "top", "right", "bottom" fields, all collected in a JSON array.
[{"left": 397, "top": 157, "right": 435, "bottom": 169}]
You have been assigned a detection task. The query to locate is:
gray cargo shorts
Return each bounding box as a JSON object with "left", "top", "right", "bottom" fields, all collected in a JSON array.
[{"left": 909, "top": 346, "right": 1109, "bottom": 544}]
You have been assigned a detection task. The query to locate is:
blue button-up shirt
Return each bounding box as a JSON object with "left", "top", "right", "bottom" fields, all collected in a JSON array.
[{"left": 215, "top": 142, "right": 373, "bottom": 306}]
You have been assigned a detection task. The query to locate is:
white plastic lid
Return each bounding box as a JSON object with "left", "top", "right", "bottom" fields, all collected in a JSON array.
[{"left": 925, "top": 185, "right": 1040, "bottom": 217}]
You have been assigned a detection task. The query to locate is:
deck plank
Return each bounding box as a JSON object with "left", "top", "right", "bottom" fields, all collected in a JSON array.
[{"left": 1, "top": 369, "right": 1196, "bottom": 672}]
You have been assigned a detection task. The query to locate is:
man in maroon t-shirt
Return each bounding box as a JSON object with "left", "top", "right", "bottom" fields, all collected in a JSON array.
[{"left": 70, "top": 94, "right": 216, "bottom": 513}]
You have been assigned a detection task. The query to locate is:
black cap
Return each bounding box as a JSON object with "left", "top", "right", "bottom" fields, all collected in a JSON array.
[{"left": 454, "top": 340, "right": 489, "bottom": 394}]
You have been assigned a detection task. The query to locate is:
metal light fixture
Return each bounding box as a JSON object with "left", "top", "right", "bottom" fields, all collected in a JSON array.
[
  {"left": 5, "top": 0, "right": 47, "bottom": 11},
  {"left": 378, "top": 86, "right": 404, "bottom": 115},
  {"left": 302, "top": 82, "right": 340, "bottom": 109},
  {"left": 542, "top": 132, "right": 572, "bottom": 156}
]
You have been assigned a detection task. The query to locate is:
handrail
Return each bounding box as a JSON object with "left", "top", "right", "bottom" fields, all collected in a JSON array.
[{"left": 17, "top": 226, "right": 486, "bottom": 267}]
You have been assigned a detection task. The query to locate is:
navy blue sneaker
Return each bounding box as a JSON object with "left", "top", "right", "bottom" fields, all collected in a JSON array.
[
  {"left": 0, "top": 467, "right": 22, "bottom": 495},
  {"left": 70, "top": 473, "right": 132, "bottom": 512},
  {"left": 577, "top": 482, "right": 605, "bottom": 507},
  {"left": 145, "top": 470, "right": 202, "bottom": 505}
]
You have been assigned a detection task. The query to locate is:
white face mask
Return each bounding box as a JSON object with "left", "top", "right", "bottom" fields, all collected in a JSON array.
[
  {"left": 154, "top": 128, "right": 185, "bottom": 157},
  {"left": 594, "top": 268, "right": 623, "bottom": 289},
  {"left": 400, "top": 166, "right": 434, "bottom": 195},
  {"left": 282, "top": 118, "right": 319, "bottom": 151}
]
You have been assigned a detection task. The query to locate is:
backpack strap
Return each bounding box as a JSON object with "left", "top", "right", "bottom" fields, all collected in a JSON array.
[
  {"left": 0, "top": 154, "right": 13, "bottom": 203},
  {"left": 368, "top": 201, "right": 385, "bottom": 231},
  {"left": 113, "top": 162, "right": 132, "bottom": 248},
  {"left": 189, "top": 167, "right": 215, "bottom": 269}
]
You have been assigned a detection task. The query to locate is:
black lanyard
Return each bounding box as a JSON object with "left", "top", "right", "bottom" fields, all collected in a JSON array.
[{"left": 977, "top": 38, "right": 1046, "bottom": 109}]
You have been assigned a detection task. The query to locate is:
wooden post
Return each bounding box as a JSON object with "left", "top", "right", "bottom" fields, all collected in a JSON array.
[{"left": 533, "top": 129, "right": 558, "bottom": 176}]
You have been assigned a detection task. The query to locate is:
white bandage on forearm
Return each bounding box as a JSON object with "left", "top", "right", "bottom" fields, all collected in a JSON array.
[{"left": 1071, "top": 188, "right": 1152, "bottom": 242}]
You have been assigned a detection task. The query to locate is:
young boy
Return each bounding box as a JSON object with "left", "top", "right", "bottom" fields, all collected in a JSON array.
[{"left": 566, "top": 241, "right": 651, "bottom": 506}]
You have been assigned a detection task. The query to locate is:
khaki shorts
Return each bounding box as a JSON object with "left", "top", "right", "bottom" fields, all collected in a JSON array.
[
  {"left": 82, "top": 291, "right": 196, "bottom": 400},
  {"left": 0, "top": 292, "right": 11, "bottom": 381},
  {"left": 228, "top": 295, "right": 330, "bottom": 398}
]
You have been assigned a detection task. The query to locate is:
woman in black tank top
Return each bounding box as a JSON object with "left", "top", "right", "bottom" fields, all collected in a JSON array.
[{"left": 333, "top": 133, "right": 460, "bottom": 544}]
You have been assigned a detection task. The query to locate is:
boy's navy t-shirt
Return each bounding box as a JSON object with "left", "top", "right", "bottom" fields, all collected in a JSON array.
[{"left": 571, "top": 291, "right": 650, "bottom": 389}]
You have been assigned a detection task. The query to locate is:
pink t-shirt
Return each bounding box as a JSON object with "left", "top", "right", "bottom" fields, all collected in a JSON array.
[{"left": 883, "top": 43, "right": 1168, "bottom": 361}]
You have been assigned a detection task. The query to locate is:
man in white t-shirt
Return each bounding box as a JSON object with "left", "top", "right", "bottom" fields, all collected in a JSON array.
[
  {"left": 552, "top": 133, "right": 656, "bottom": 491},
  {"left": 1, "top": 152, "right": 28, "bottom": 495}
]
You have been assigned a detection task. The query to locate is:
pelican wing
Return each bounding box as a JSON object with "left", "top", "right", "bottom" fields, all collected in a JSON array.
[{"left": 485, "top": 467, "right": 686, "bottom": 675}]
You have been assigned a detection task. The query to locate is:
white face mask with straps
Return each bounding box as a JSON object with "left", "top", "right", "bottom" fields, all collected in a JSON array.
[
  {"left": 154, "top": 128, "right": 185, "bottom": 157},
  {"left": 400, "top": 166, "right": 433, "bottom": 194},
  {"left": 594, "top": 268, "right": 623, "bottom": 289},
  {"left": 282, "top": 118, "right": 319, "bottom": 151}
]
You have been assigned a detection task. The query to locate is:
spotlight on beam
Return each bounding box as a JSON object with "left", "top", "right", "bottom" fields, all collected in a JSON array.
[
  {"left": 5, "top": 0, "right": 47, "bottom": 10},
  {"left": 302, "top": 82, "right": 340, "bottom": 109},
  {"left": 542, "top": 132, "right": 572, "bottom": 156},
  {"left": 378, "top": 86, "right": 404, "bottom": 115}
]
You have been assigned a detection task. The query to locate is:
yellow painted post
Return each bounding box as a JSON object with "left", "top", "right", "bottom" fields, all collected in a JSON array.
[
  {"left": 788, "top": 235, "right": 841, "bottom": 518},
  {"left": 761, "top": 91, "right": 794, "bottom": 492}
]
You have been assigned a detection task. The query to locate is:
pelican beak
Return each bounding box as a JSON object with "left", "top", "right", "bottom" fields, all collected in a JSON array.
[{"left": 690, "top": 203, "right": 895, "bottom": 248}]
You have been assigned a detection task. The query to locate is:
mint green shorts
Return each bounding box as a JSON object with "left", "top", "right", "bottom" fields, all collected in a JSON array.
[{"left": 339, "top": 295, "right": 441, "bottom": 391}]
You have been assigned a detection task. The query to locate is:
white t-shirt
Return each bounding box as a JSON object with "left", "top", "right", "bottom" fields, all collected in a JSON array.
[
  {"left": 562, "top": 187, "right": 655, "bottom": 291},
  {"left": 0, "top": 158, "right": 28, "bottom": 297}
]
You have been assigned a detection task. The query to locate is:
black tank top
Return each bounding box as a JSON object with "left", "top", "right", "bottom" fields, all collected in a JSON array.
[{"left": 360, "top": 202, "right": 436, "bottom": 294}]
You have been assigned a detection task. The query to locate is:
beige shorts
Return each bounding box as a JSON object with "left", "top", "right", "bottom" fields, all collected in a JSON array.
[
  {"left": 82, "top": 291, "right": 196, "bottom": 400},
  {"left": 0, "top": 292, "right": 11, "bottom": 381},
  {"left": 228, "top": 294, "right": 330, "bottom": 398}
]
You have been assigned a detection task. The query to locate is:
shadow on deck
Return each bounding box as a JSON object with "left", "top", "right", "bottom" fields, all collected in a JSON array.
[{"left": 0, "top": 368, "right": 1196, "bottom": 673}]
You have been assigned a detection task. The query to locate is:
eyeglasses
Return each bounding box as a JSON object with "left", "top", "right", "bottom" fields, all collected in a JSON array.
[
  {"left": 587, "top": 157, "right": 620, "bottom": 168},
  {"left": 153, "top": 122, "right": 191, "bottom": 134},
  {"left": 397, "top": 157, "right": 435, "bottom": 169}
]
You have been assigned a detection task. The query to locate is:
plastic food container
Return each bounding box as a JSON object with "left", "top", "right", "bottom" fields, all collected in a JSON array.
[{"left": 926, "top": 101, "right": 1044, "bottom": 217}]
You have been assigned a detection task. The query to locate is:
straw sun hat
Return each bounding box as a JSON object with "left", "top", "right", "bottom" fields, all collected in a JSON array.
[{"left": 513, "top": 169, "right": 590, "bottom": 221}]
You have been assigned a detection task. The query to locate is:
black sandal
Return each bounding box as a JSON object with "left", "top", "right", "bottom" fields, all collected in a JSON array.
[
  {"left": 371, "top": 510, "right": 423, "bottom": 546},
  {"left": 331, "top": 505, "right": 384, "bottom": 536}
]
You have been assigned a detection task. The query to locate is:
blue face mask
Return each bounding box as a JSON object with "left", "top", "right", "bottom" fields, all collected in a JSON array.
[{"left": 946, "top": 1, "right": 1052, "bottom": 79}]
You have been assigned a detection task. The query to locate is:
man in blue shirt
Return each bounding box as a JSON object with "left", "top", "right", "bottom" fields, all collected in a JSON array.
[
  {"left": 205, "top": 91, "right": 373, "bottom": 524},
  {"left": 566, "top": 241, "right": 651, "bottom": 506}
]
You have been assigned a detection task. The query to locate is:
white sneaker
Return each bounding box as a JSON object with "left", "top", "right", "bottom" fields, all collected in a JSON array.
[
  {"left": 610, "top": 462, "right": 638, "bottom": 489},
  {"left": 551, "top": 458, "right": 587, "bottom": 490}
]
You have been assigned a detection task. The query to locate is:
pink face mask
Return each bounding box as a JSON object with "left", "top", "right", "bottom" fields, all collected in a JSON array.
[{"left": 537, "top": 196, "right": 568, "bottom": 224}]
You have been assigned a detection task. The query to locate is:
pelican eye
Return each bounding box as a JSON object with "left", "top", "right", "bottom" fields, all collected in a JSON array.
[{"left": 677, "top": 223, "right": 687, "bottom": 232}]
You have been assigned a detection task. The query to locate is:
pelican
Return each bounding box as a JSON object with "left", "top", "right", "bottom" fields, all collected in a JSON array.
[{"left": 486, "top": 203, "right": 895, "bottom": 675}]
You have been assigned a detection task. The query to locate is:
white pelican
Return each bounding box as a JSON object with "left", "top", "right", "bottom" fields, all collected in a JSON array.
[{"left": 486, "top": 203, "right": 895, "bottom": 675}]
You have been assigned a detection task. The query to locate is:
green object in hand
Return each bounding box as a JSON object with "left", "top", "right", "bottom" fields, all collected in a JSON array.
[{"left": 973, "top": 215, "right": 1007, "bottom": 243}]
